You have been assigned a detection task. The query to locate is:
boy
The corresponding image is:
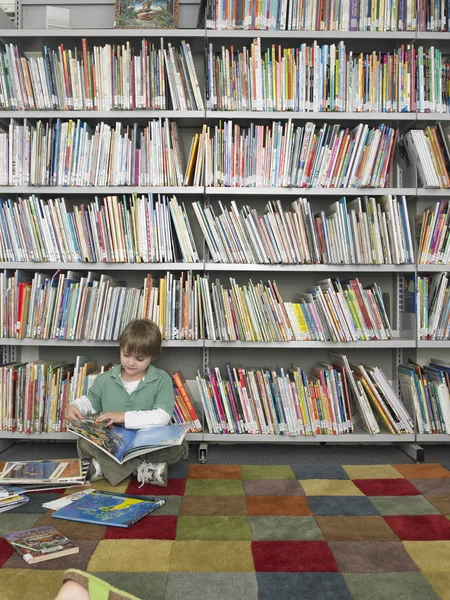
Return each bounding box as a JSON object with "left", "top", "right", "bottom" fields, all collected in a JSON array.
[{"left": 66, "top": 318, "right": 188, "bottom": 487}]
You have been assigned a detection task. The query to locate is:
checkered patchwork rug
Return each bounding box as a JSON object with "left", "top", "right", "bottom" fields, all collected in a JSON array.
[{"left": 1, "top": 462, "right": 450, "bottom": 600}]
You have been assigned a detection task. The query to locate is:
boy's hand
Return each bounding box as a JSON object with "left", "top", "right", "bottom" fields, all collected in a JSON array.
[
  {"left": 96, "top": 412, "right": 125, "bottom": 427},
  {"left": 66, "top": 405, "right": 83, "bottom": 422}
]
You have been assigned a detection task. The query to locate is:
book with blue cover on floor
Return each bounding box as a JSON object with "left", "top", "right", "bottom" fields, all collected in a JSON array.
[
  {"left": 67, "top": 420, "right": 189, "bottom": 464},
  {"left": 51, "top": 490, "right": 165, "bottom": 527}
]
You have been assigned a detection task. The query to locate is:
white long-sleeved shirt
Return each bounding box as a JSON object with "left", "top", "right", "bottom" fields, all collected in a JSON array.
[{"left": 69, "top": 377, "right": 171, "bottom": 430}]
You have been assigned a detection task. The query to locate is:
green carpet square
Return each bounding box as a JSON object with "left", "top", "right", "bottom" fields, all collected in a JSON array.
[
  {"left": 143, "top": 495, "right": 181, "bottom": 516},
  {"left": 0, "top": 514, "right": 42, "bottom": 536},
  {"left": 176, "top": 516, "right": 252, "bottom": 541},
  {"left": 343, "top": 572, "right": 439, "bottom": 600},
  {"left": 249, "top": 516, "right": 324, "bottom": 541},
  {"left": 240, "top": 466, "right": 296, "bottom": 480},
  {"left": 0, "top": 569, "right": 65, "bottom": 600},
  {"left": 185, "top": 480, "right": 245, "bottom": 496},
  {"left": 166, "top": 572, "right": 258, "bottom": 600},
  {"left": 92, "top": 572, "right": 168, "bottom": 600},
  {"left": 88, "top": 540, "right": 173, "bottom": 572},
  {"left": 169, "top": 541, "right": 255, "bottom": 572},
  {"left": 369, "top": 496, "right": 440, "bottom": 516}
]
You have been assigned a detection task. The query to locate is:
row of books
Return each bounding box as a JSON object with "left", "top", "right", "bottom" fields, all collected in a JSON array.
[
  {"left": 0, "top": 194, "right": 199, "bottom": 264},
  {"left": 0, "top": 269, "right": 392, "bottom": 342},
  {"left": 207, "top": 41, "right": 450, "bottom": 114},
  {"left": 417, "top": 273, "right": 450, "bottom": 341},
  {"left": 416, "top": 201, "right": 450, "bottom": 265},
  {"left": 399, "top": 358, "right": 450, "bottom": 434},
  {"left": 1, "top": 118, "right": 188, "bottom": 187},
  {"left": 196, "top": 354, "right": 413, "bottom": 436},
  {"left": 194, "top": 194, "right": 414, "bottom": 265},
  {"left": 0, "top": 358, "right": 201, "bottom": 433},
  {"left": 189, "top": 121, "right": 398, "bottom": 188},
  {"left": 399, "top": 124, "right": 450, "bottom": 189},
  {"left": 205, "top": 0, "right": 450, "bottom": 31},
  {"left": 0, "top": 40, "right": 203, "bottom": 111}
]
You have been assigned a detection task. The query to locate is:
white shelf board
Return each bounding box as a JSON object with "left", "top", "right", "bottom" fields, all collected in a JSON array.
[
  {"left": 206, "top": 187, "right": 416, "bottom": 196},
  {"left": 417, "top": 341, "right": 450, "bottom": 348},
  {"left": 204, "top": 339, "right": 415, "bottom": 348},
  {"left": 416, "top": 434, "right": 450, "bottom": 442},
  {"left": 0, "top": 111, "right": 205, "bottom": 120},
  {"left": 201, "top": 432, "right": 415, "bottom": 442},
  {"left": 207, "top": 30, "right": 418, "bottom": 40},
  {"left": 0, "top": 262, "right": 415, "bottom": 273},
  {"left": 0, "top": 262, "right": 205, "bottom": 271},
  {"left": 416, "top": 189, "right": 450, "bottom": 197},
  {"left": 0, "top": 186, "right": 204, "bottom": 195},
  {"left": 0, "top": 431, "right": 203, "bottom": 441},
  {"left": 205, "top": 263, "right": 415, "bottom": 272},
  {"left": 207, "top": 111, "right": 417, "bottom": 121},
  {"left": 0, "top": 28, "right": 206, "bottom": 38},
  {"left": 0, "top": 338, "right": 204, "bottom": 347},
  {"left": 417, "top": 265, "right": 450, "bottom": 272}
]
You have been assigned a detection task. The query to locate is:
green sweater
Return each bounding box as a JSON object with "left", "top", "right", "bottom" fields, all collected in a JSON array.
[{"left": 87, "top": 363, "right": 175, "bottom": 417}]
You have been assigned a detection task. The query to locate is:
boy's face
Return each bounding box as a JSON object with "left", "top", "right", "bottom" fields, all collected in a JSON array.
[{"left": 120, "top": 349, "right": 152, "bottom": 380}]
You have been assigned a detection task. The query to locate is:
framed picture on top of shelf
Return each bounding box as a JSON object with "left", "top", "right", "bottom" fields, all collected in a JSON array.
[{"left": 114, "top": 0, "right": 178, "bottom": 29}]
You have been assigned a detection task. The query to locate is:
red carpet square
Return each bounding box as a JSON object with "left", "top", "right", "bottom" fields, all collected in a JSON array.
[
  {"left": 105, "top": 516, "right": 178, "bottom": 540},
  {"left": 0, "top": 539, "right": 14, "bottom": 567},
  {"left": 384, "top": 515, "right": 450, "bottom": 540},
  {"left": 252, "top": 540, "right": 338, "bottom": 572},
  {"left": 247, "top": 496, "right": 312, "bottom": 516},
  {"left": 353, "top": 479, "right": 420, "bottom": 496},
  {"left": 188, "top": 465, "right": 241, "bottom": 479},
  {"left": 393, "top": 464, "right": 450, "bottom": 479},
  {"left": 125, "top": 478, "right": 186, "bottom": 496}
]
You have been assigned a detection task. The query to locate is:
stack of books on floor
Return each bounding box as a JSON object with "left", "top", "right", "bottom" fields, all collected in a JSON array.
[
  {"left": 399, "top": 358, "right": 450, "bottom": 434},
  {"left": 206, "top": 40, "right": 450, "bottom": 113},
  {"left": 0, "top": 458, "right": 90, "bottom": 491},
  {"left": 194, "top": 195, "right": 414, "bottom": 265},
  {"left": 195, "top": 353, "right": 414, "bottom": 436},
  {"left": 0, "top": 194, "right": 200, "bottom": 264}
]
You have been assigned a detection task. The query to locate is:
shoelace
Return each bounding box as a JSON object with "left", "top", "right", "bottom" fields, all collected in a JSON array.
[{"left": 136, "top": 463, "right": 156, "bottom": 487}]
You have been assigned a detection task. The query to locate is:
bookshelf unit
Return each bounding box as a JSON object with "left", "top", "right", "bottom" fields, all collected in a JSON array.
[{"left": 1, "top": 16, "right": 450, "bottom": 463}]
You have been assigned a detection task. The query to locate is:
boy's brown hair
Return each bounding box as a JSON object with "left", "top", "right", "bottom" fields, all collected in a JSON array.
[{"left": 119, "top": 319, "right": 162, "bottom": 359}]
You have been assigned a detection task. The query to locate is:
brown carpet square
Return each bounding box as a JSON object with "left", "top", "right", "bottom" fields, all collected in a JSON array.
[
  {"left": 329, "top": 541, "right": 419, "bottom": 572},
  {"left": 425, "top": 494, "right": 450, "bottom": 515},
  {"left": 246, "top": 496, "right": 312, "bottom": 516},
  {"left": 316, "top": 516, "right": 399, "bottom": 541},
  {"left": 34, "top": 512, "right": 107, "bottom": 541},
  {"left": 243, "top": 480, "right": 305, "bottom": 496},
  {"left": 2, "top": 540, "right": 99, "bottom": 571},
  {"left": 188, "top": 465, "right": 242, "bottom": 479},
  {"left": 394, "top": 464, "right": 450, "bottom": 479},
  {"left": 180, "top": 496, "right": 248, "bottom": 516},
  {"left": 409, "top": 479, "right": 450, "bottom": 495}
]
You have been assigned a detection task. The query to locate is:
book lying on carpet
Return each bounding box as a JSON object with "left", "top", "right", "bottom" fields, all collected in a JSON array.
[
  {"left": 16, "top": 460, "right": 91, "bottom": 493},
  {"left": 3, "top": 525, "right": 79, "bottom": 563},
  {"left": 68, "top": 420, "right": 189, "bottom": 464},
  {"left": 0, "top": 458, "right": 84, "bottom": 484},
  {"left": 43, "top": 488, "right": 94, "bottom": 510},
  {"left": 52, "top": 490, "right": 165, "bottom": 527},
  {"left": 0, "top": 493, "right": 29, "bottom": 513}
]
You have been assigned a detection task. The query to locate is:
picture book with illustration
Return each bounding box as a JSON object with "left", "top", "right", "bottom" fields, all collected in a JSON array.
[
  {"left": 51, "top": 490, "right": 165, "bottom": 527},
  {"left": 3, "top": 526, "right": 79, "bottom": 563},
  {"left": 68, "top": 420, "right": 189, "bottom": 464},
  {"left": 0, "top": 458, "right": 84, "bottom": 484}
]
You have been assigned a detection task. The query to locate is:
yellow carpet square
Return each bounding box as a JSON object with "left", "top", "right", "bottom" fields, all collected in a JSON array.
[
  {"left": 91, "top": 478, "right": 131, "bottom": 494},
  {"left": 300, "top": 480, "right": 364, "bottom": 496},
  {"left": 88, "top": 540, "right": 173, "bottom": 572},
  {"left": 0, "top": 569, "right": 64, "bottom": 600},
  {"left": 403, "top": 541, "right": 450, "bottom": 572},
  {"left": 343, "top": 465, "right": 404, "bottom": 479},
  {"left": 169, "top": 541, "right": 254, "bottom": 572},
  {"left": 423, "top": 571, "right": 450, "bottom": 599}
]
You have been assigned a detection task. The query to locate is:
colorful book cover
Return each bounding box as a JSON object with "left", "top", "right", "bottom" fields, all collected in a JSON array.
[
  {"left": 0, "top": 460, "right": 69, "bottom": 483},
  {"left": 68, "top": 420, "right": 189, "bottom": 464},
  {"left": 52, "top": 490, "right": 165, "bottom": 528},
  {"left": 3, "top": 525, "right": 79, "bottom": 563}
]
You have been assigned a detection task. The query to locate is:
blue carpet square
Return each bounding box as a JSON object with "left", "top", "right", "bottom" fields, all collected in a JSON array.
[
  {"left": 307, "top": 496, "right": 380, "bottom": 517},
  {"left": 257, "top": 572, "right": 352, "bottom": 600},
  {"left": 168, "top": 461, "right": 189, "bottom": 479},
  {"left": 8, "top": 493, "right": 61, "bottom": 514},
  {"left": 291, "top": 466, "right": 350, "bottom": 480}
]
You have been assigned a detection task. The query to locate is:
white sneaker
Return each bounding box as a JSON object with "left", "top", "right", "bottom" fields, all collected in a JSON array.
[
  {"left": 90, "top": 458, "right": 105, "bottom": 482},
  {"left": 134, "top": 461, "right": 168, "bottom": 488}
]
